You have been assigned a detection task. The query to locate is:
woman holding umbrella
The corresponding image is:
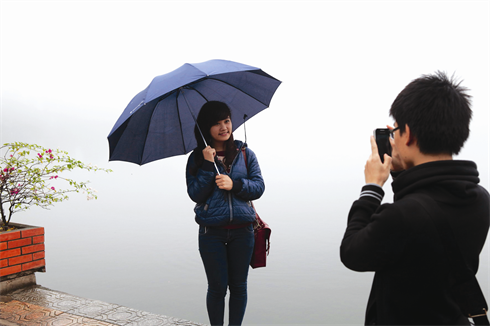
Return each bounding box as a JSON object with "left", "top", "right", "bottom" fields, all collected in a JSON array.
[{"left": 186, "top": 101, "right": 265, "bottom": 326}]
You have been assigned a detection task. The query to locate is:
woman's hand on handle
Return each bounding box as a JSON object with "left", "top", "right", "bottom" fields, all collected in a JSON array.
[{"left": 203, "top": 146, "right": 216, "bottom": 162}]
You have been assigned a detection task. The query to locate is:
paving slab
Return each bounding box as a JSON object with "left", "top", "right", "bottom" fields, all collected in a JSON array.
[{"left": 0, "top": 285, "right": 206, "bottom": 326}]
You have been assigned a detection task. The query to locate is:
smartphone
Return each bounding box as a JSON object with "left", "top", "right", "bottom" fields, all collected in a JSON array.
[{"left": 374, "top": 128, "right": 391, "bottom": 163}]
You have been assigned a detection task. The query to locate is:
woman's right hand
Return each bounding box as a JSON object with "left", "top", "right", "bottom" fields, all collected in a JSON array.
[{"left": 203, "top": 146, "right": 216, "bottom": 162}]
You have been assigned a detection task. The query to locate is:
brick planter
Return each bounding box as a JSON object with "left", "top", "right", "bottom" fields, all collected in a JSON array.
[{"left": 0, "top": 223, "right": 46, "bottom": 278}]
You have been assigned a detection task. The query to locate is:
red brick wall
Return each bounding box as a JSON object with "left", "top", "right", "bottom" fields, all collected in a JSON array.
[{"left": 0, "top": 225, "right": 45, "bottom": 277}]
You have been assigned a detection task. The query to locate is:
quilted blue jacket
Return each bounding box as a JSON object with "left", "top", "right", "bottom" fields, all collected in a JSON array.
[{"left": 186, "top": 141, "right": 265, "bottom": 227}]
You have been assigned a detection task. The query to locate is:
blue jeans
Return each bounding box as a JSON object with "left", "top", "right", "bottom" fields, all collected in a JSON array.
[{"left": 199, "top": 224, "right": 255, "bottom": 326}]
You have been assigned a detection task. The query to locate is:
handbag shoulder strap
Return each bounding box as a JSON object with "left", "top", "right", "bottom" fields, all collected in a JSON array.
[
  {"left": 412, "top": 194, "right": 489, "bottom": 324},
  {"left": 241, "top": 146, "right": 260, "bottom": 210},
  {"left": 241, "top": 146, "right": 247, "bottom": 169}
]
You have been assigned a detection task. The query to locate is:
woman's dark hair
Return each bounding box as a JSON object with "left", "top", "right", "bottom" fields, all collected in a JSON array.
[
  {"left": 192, "top": 101, "right": 237, "bottom": 172},
  {"left": 389, "top": 71, "right": 472, "bottom": 155}
]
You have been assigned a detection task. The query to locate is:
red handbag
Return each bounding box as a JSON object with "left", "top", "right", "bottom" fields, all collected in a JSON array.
[
  {"left": 250, "top": 202, "right": 271, "bottom": 269},
  {"left": 241, "top": 147, "right": 271, "bottom": 269}
]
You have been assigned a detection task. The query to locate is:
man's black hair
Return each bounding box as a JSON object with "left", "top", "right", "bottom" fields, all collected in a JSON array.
[{"left": 389, "top": 71, "right": 472, "bottom": 155}]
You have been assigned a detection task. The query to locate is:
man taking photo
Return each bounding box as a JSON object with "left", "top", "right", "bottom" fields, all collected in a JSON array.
[{"left": 341, "top": 71, "right": 490, "bottom": 325}]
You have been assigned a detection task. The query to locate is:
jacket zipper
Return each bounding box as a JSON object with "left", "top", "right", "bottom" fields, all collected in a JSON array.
[
  {"left": 217, "top": 145, "right": 243, "bottom": 224},
  {"left": 228, "top": 192, "right": 233, "bottom": 223}
]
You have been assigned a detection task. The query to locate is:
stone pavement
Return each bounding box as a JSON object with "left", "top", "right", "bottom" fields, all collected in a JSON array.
[{"left": 0, "top": 285, "right": 206, "bottom": 326}]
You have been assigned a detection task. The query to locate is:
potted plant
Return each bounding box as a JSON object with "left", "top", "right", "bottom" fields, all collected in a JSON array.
[{"left": 0, "top": 142, "right": 111, "bottom": 281}]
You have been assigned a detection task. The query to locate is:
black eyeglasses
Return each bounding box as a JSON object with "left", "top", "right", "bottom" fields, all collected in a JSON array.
[{"left": 390, "top": 127, "right": 400, "bottom": 139}]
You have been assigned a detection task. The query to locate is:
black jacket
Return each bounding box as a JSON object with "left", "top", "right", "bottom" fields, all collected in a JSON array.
[{"left": 341, "top": 160, "right": 490, "bottom": 325}]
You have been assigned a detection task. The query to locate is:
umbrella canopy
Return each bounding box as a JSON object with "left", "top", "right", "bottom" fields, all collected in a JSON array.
[{"left": 108, "top": 59, "right": 281, "bottom": 165}]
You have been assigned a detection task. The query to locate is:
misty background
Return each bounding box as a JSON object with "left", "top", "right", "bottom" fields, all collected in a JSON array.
[{"left": 1, "top": 1, "right": 489, "bottom": 325}]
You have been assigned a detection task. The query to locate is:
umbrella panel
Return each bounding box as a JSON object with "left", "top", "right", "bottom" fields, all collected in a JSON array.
[
  {"left": 205, "top": 70, "right": 280, "bottom": 107},
  {"left": 187, "top": 78, "right": 267, "bottom": 128},
  {"left": 142, "top": 92, "right": 203, "bottom": 164}
]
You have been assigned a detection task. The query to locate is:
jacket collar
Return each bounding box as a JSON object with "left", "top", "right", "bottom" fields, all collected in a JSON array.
[{"left": 392, "top": 160, "right": 480, "bottom": 201}]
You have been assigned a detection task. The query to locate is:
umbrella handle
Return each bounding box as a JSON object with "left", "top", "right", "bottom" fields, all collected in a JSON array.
[{"left": 213, "top": 161, "right": 220, "bottom": 175}]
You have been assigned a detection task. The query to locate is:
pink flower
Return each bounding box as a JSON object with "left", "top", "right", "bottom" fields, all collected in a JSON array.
[
  {"left": 51, "top": 187, "right": 55, "bottom": 191},
  {"left": 46, "top": 149, "right": 52, "bottom": 154},
  {"left": 10, "top": 188, "right": 19, "bottom": 195},
  {"left": 37, "top": 153, "right": 43, "bottom": 159},
  {"left": 49, "top": 175, "right": 58, "bottom": 180}
]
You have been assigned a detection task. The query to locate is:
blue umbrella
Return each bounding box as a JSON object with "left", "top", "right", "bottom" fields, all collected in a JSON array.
[{"left": 108, "top": 59, "right": 281, "bottom": 165}]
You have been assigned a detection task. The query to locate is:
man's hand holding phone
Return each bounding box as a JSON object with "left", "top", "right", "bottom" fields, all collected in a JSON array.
[{"left": 365, "top": 135, "right": 392, "bottom": 187}]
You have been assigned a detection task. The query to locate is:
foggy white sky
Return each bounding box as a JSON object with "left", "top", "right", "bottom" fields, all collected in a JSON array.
[
  {"left": 2, "top": 0, "right": 488, "bottom": 196},
  {"left": 1, "top": 1, "right": 489, "bottom": 324}
]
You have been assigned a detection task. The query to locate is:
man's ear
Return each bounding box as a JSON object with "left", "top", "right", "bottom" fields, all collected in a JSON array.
[{"left": 404, "top": 124, "right": 416, "bottom": 146}]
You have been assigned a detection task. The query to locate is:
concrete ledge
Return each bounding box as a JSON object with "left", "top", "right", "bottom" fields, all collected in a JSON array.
[{"left": 0, "top": 272, "right": 36, "bottom": 295}]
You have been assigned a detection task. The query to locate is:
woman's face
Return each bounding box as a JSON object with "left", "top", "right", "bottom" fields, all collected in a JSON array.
[{"left": 210, "top": 116, "right": 232, "bottom": 144}]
